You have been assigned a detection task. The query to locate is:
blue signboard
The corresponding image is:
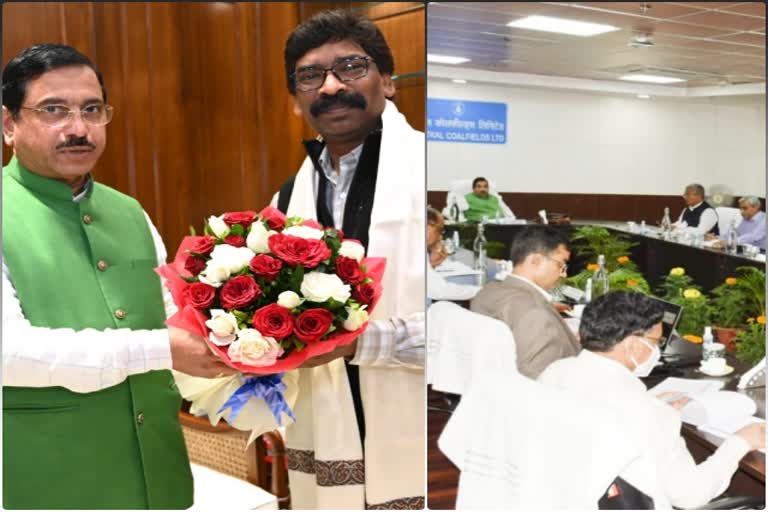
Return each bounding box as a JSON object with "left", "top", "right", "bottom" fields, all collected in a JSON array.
[{"left": 427, "top": 98, "right": 507, "bottom": 144}]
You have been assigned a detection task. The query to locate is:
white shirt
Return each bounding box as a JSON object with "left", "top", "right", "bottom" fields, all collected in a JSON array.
[
  {"left": 539, "top": 350, "right": 752, "bottom": 509},
  {"left": 676, "top": 202, "right": 718, "bottom": 235},
  {"left": 427, "top": 261, "right": 480, "bottom": 301},
  {"left": 318, "top": 144, "right": 364, "bottom": 229},
  {"left": 3, "top": 193, "right": 174, "bottom": 393}
]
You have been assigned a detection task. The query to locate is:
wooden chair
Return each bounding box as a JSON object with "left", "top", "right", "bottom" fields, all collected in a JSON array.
[{"left": 179, "top": 410, "right": 290, "bottom": 509}]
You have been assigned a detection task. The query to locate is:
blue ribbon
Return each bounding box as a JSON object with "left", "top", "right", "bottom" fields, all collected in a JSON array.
[{"left": 217, "top": 373, "right": 295, "bottom": 426}]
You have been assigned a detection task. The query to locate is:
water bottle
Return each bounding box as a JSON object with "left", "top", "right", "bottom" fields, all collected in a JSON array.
[
  {"left": 450, "top": 201, "right": 460, "bottom": 223},
  {"left": 661, "top": 208, "right": 672, "bottom": 239},
  {"left": 726, "top": 219, "right": 738, "bottom": 254},
  {"left": 591, "top": 254, "right": 610, "bottom": 298},
  {"left": 452, "top": 230, "right": 460, "bottom": 251},
  {"left": 584, "top": 277, "right": 593, "bottom": 303},
  {"left": 703, "top": 326, "right": 714, "bottom": 347},
  {"left": 640, "top": 220, "right": 646, "bottom": 235},
  {"left": 473, "top": 223, "right": 488, "bottom": 284}
]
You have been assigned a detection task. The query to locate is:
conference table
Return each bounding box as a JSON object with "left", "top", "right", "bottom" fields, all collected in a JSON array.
[
  {"left": 430, "top": 220, "right": 766, "bottom": 507},
  {"left": 643, "top": 336, "right": 765, "bottom": 500},
  {"left": 445, "top": 220, "right": 764, "bottom": 292}
]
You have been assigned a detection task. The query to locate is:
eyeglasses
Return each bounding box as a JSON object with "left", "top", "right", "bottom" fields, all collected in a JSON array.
[
  {"left": 545, "top": 255, "right": 568, "bottom": 274},
  {"left": 291, "top": 56, "right": 373, "bottom": 92},
  {"left": 20, "top": 104, "right": 114, "bottom": 127}
]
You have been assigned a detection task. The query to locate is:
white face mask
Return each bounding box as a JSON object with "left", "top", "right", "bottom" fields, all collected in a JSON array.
[{"left": 628, "top": 337, "right": 661, "bottom": 378}]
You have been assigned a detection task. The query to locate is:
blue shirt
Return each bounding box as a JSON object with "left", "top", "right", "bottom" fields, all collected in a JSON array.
[{"left": 736, "top": 210, "right": 766, "bottom": 249}]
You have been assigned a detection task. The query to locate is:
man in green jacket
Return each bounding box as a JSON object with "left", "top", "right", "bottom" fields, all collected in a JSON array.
[
  {"left": 463, "top": 176, "right": 516, "bottom": 223},
  {"left": 2, "top": 44, "right": 235, "bottom": 509}
]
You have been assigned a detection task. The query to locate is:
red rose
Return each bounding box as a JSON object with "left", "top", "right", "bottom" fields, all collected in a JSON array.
[
  {"left": 249, "top": 254, "right": 283, "bottom": 282},
  {"left": 252, "top": 304, "right": 293, "bottom": 339},
  {"left": 190, "top": 236, "right": 216, "bottom": 256},
  {"left": 186, "top": 282, "right": 216, "bottom": 309},
  {"left": 352, "top": 282, "right": 375, "bottom": 306},
  {"left": 223, "top": 211, "right": 257, "bottom": 227},
  {"left": 268, "top": 234, "right": 331, "bottom": 268},
  {"left": 302, "top": 219, "right": 323, "bottom": 230},
  {"left": 294, "top": 309, "right": 335, "bottom": 343},
  {"left": 184, "top": 255, "right": 207, "bottom": 276},
  {"left": 259, "top": 206, "right": 287, "bottom": 231},
  {"left": 224, "top": 235, "right": 246, "bottom": 247},
  {"left": 335, "top": 256, "right": 364, "bottom": 285},
  {"left": 220, "top": 275, "right": 261, "bottom": 310}
]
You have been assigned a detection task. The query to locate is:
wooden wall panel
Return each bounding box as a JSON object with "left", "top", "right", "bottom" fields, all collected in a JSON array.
[
  {"left": 428, "top": 190, "right": 766, "bottom": 224},
  {"left": 2, "top": 2, "right": 425, "bottom": 253}
]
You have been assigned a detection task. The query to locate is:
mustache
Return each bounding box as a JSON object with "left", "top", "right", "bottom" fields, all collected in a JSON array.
[
  {"left": 57, "top": 136, "right": 96, "bottom": 150},
  {"left": 310, "top": 91, "right": 367, "bottom": 117}
]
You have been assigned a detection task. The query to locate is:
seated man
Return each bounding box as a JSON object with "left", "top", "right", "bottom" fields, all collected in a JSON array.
[
  {"left": 539, "top": 291, "right": 765, "bottom": 509},
  {"left": 470, "top": 226, "right": 578, "bottom": 378},
  {"left": 707, "top": 196, "right": 766, "bottom": 250},
  {"left": 427, "top": 207, "right": 480, "bottom": 301},
  {"left": 676, "top": 183, "right": 719, "bottom": 235},
  {"left": 463, "top": 177, "right": 515, "bottom": 223}
]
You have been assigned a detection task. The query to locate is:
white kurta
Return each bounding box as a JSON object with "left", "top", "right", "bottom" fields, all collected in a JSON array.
[
  {"left": 539, "top": 350, "right": 752, "bottom": 509},
  {"left": 275, "top": 100, "right": 425, "bottom": 509}
]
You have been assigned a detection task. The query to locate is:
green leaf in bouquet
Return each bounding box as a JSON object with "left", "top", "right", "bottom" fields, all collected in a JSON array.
[
  {"left": 203, "top": 223, "right": 214, "bottom": 237},
  {"left": 232, "top": 309, "right": 250, "bottom": 323},
  {"left": 285, "top": 216, "right": 304, "bottom": 228},
  {"left": 230, "top": 223, "right": 245, "bottom": 237},
  {"left": 189, "top": 225, "right": 197, "bottom": 236},
  {"left": 294, "top": 339, "right": 306, "bottom": 352},
  {"left": 361, "top": 277, "right": 373, "bottom": 285},
  {"left": 290, "top": 265, "right": 305, "bottom": 291},
  {"left": 181, "top": 275, "right": 199, "bottom": 284},
  {"left": 325, "top": 324, "right": 337, "bottom": 337},
  {"left": 361, "top": 264, "right": 368, "bottom": 273},
  {"left": 324, "top": 298, "right": 346, "bottom": 311}
]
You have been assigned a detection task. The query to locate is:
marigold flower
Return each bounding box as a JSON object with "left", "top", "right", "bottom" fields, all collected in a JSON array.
[
  {"left": 670, "top": 267, "right": 685, "bottom": 276},
  {"left": 627, "top": 279, "right": 638, "bottom": 287},
  {"left": 758, "top": 315, "right": 766, "bottom": 325},
  {"left": 682, "top": 288, "right": 701, "bottom": 299},
  {"left": 725, "top": 277, "right": 738, "bottom": 285},
  {"left": 682, "top": 334, "right": 703, "bottom": 344},
  {"left": 587, "top": 263, "right": 599, "bottom": 272},
  {"left": 617, "top": 256, "right": 630, "bottom": 264}
]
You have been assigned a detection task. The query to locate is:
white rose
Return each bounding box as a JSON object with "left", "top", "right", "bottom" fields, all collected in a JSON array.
[
  {"left": 283, "top": 225, "right": 324, "bottom": 240},
  {"left": 205, "top": 309, "right": 239, "bottom": 345},
  {"left": 209, "top": 244, "right": 254, "bottom": 273},
  {"left": 277, "top": 291, "right": 303, "bottom": 309},
  {"left": 199, "top": 259, "right": 231, "bottom": 287},
  {"left": 246, "top": 221, "right": 276, "bottom": 254},
  {"left": 343, "top": 306, "right": 369, "bottom": 331},
  {"left": 338, "top": 240, "right": 365, "bottom": 262},
  {"left": 208, "top": 215, "right": 230, "bottom": 238},
  {"left": 300, "top": 272, "right": 351, "bottom": 303},
  {"left": 227, "top": 328, "right": 283, "bottom": 366}
]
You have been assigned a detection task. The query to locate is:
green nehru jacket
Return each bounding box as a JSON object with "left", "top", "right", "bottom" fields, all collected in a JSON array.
[
  {"left": 2, "top": 156, "right": 192, "bottom": 509},
  {"left": 464, "top": 192, "right": 502, "bottom": 223}
]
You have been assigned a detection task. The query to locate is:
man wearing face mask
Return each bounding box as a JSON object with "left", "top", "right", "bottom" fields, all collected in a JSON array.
[{"left": 539, "top": 291, "right": 765, "bottom": 509}]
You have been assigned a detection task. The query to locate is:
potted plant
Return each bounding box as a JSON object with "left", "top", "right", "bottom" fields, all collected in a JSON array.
[
  {"left": 570, "top": 226, "right": 637, "bottom": 272},
  {"left": 657, "top": 267, "right": 711, "bottom": 342},
  {"left": 735, "top": 315, "right": 766, "bottom": 365},
  {"left": 710, "top": 276, "right": 750, "bottom": 351}
]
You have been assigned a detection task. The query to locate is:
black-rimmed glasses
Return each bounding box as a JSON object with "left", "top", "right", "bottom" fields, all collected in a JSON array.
[{"left": 291, "top": 56, "right": 373, "bottom": 92}]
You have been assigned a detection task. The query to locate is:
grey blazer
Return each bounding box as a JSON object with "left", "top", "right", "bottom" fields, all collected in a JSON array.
[{"left": 470, "top": 276, "right": 580, "bottom": 378}]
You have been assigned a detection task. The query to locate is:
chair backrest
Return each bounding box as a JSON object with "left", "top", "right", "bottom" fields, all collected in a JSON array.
[
  {"left": 179, "top": 411, "right": 290, "bottom": 509},
  {"left": 716, "top": 206, "right": 742, "bottom": 235},
  {"left": 427, "top": 301, "right": 516, "bottom": 395},
  {"left": 436, "top": 322, "right": 644, "bottom": 509}
]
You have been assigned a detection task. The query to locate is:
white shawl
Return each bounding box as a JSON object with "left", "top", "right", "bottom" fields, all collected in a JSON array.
[{"left": 276, "top": 100, "right": 425, "bottom": 509}]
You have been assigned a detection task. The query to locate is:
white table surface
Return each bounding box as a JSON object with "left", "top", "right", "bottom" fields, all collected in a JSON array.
[{"left": 190, "top": 463, "right": 278, "bottom": 510}]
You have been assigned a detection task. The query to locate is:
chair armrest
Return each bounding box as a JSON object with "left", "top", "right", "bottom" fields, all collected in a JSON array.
[{"left": 697, "top": 495, "right": 766, "bottom": 510}]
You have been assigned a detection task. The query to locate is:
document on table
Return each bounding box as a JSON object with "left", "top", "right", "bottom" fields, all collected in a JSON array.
[
  {"left": 435, "top": 260, "right": 481, "bottom": 278},
  {"left": 649, "top": 377, "right": 724, "bottom": 398}
]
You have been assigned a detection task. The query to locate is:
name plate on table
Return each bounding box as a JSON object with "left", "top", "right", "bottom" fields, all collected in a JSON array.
[{"left": 427, "top": 98, "right": 507, "bottom": 144}]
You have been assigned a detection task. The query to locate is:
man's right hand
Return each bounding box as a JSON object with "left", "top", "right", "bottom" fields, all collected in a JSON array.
[
  {"left": 169, "top": 326, "right": 238, "bottom": 378},
  {"left": 735, "top": 422, "right": 766, "bottom": 451}
]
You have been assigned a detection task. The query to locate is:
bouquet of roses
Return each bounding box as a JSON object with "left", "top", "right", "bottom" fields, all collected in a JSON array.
[{"left": 157, "top": 206, "right": 385, "bottom": 430}]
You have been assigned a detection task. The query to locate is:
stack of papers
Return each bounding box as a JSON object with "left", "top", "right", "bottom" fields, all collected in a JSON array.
[{"left": 650, "top": 378, "right": 764, "bottom": 452}]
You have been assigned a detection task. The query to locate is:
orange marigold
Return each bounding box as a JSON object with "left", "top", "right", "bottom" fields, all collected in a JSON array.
[
  {"left": 725, "top": 277, "right": 738, "bottom": 285},
  {"left": 758, "top": 315, "right": 766, "bottom": 325},
  {"left": 627, "top": 279, "right": 639, "bottom": 287},
  {"left": 587, "top": 263, "right": 599, "bottom": 272},
  {"left": 682, "top": 334, "right": 703, "bottom": 344},
  {"left": 617, "top": 256, "right": 630, "bottom": 264}
]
